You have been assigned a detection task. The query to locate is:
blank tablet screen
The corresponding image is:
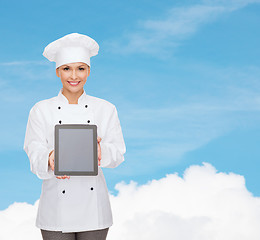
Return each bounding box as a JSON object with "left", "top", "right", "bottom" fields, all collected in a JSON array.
[{"left": 54, "top": 124, "right": 98, "bottom": 176}]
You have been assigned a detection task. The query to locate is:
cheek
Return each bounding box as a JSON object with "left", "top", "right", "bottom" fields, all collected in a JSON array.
[
  {"left": 60, "top": 72, "right": 70, "bottom": 81},
  {"left": 79, "top": 72, "right": 88, "bottom": 81}
]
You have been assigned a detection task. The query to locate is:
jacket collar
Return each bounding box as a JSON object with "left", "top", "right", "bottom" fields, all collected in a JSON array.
[{"left": 57, "top": 88, "right": 87, "bottom": 105}]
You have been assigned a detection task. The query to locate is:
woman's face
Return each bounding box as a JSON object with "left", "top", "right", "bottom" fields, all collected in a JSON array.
[{"left": 56, "top": 62, "right": 90, "bottom": 93}]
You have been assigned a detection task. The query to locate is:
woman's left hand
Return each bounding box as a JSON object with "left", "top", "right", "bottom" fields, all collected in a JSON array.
[{"left": 97, "top": 137, "right": 102, "bottom": 166}]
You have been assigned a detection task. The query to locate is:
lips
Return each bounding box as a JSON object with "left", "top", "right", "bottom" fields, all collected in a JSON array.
[{"left": 67, "top": 81, "right": 80, "bottom": 86}]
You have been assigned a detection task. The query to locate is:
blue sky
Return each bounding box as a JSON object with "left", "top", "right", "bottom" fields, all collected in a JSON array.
[{"left": 1, "top": 0, "right": 260, "bottom": 210}]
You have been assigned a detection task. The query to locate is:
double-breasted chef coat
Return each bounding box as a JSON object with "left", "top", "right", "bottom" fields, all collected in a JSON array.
[{"left": 23, "top": 88, "right": 126, "bottom": 233}]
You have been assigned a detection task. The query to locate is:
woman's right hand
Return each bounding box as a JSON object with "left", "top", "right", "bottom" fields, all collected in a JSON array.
[{"left": 48, "top": 150, "right": 70, "bottom": 179}]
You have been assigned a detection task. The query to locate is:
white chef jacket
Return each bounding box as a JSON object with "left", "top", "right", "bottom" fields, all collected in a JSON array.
[{"left": 23, "top": 88, "right": 126, "bottom": 232}]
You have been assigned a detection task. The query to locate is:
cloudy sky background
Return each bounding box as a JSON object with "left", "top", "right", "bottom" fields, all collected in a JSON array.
[
  {"left": 1, "top": 0, "right": 260, "bottom": 239},
  {"left": 1, "top": 163, "right": 260, "bottom": 239}
]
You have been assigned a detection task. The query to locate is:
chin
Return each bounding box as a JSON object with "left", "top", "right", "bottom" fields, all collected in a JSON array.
[
  {"left": 70, "top": 87, "right": 83, "bottom": 92},
  {"left": 63, "top": 86, "right": 83, "bottom": 93}
]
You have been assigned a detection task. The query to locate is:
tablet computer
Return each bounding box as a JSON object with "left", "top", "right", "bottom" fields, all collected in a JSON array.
[{"left": 54, "top": 124, "right": 98, "bottom": 176}]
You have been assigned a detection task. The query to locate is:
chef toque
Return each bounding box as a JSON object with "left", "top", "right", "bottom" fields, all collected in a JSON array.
[{"left": 43, "top": 33, "right": 99, "bottom": 68}]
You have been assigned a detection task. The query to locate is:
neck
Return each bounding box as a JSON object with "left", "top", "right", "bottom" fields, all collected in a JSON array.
[{"left": 62, "top": 88, "right": 84, "bottom": 104}]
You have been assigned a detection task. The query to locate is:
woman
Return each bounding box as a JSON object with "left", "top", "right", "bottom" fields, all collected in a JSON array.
[{"left": 23, "top": 33, "right": 126, "bottom": 240}]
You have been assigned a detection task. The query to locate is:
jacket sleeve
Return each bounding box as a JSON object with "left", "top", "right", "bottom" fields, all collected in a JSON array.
[
  {"left": 23, "top": 105, "right": 54, "bottom": 180},
  {"left": 100, "top": 106, "right": 126, "bottom": 168}
]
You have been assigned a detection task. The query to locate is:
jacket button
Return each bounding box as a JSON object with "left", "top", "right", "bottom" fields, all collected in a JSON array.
[
  {"left": 59, "top": 120, "right": 62, "bottom": 124},
  {"left": 85, "top": 105, "right": 88, "bottom": 108},
  {"left": 90, "top": 187, "right": 94, "bottom": 191},
  {"left": 62, "top": 190, "right": 65, "bottom": 194},
  {"left": 87, "top": 120, "right": 90, "bottom": 123},
  {"left": 58, "top": 106, "right": 61, "bottom": 109}
]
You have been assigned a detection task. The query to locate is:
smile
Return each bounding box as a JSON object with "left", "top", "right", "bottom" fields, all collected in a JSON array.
[{"left": 67, "top": 81, "right": 81, "bottom": 86}]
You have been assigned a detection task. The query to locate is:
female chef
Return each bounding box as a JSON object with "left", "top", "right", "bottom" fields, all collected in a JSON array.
[{"left": 23, "top": 33, "right": 126, "bottom": 240}]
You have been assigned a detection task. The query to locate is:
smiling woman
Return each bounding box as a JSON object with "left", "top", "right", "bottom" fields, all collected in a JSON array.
[
  {"left": 23, "top": 33, "right": 126, "bottom": 240},
  {"left": 56, "top": 62, "right": 90, "bottom": 104}
]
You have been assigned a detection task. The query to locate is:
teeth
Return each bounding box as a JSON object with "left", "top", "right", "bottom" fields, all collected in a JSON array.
[{"left": 68, "top": 81, "right": 80, "bottom": 85}]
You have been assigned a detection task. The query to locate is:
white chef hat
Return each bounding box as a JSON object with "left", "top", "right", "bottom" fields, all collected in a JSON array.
[{"left": 43, "top": 33, "right": 99, "bottom": 68}]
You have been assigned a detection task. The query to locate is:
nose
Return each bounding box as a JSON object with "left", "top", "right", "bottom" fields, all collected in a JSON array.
[{"left": 71, "top": 69, "right": 77, "bottom": 80}]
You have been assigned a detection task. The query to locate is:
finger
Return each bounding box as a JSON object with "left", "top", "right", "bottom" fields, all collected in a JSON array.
[
  {"left": 98, "top": 144, "right": 101, "bottom": 158},
  {"left": 63, "top": 175, "right": 70, "bottom": 179},
  {"left": 51, "top": 162, "right": 54, "bottom": 171},
  {"left": 56, "top": 175, "right": 70, "bottom": 179},
  {"left": 51, "top": 161, "right": 55, "bottom": 171},
  {"left": 58, "top": 176, "right": 65, "bottom": 179},
  {"left": 49, "top": 156, "right": 54, "bottom": 171},
  {"left": 50, "top": 163, "right": 54, "bottom": 171}
]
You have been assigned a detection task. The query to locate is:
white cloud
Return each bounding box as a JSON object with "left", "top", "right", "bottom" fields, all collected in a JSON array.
[
  {"left": 1, "top": 163, "right": 260, "bottom": 240},
  {"left": 202, "top": 0, "right": 260, "bottom": 9},
  {"left": 0, "top": 61, "right": 48, "bottom": 66},
  {"left": 0, "top": 201, "right": 41, "bottom": 240},
  {"left": 104, "top": 0, "right": 260, "bottom": 56},
  {"left": 110, "top": 162, "right": 260, "bottom": 239}
]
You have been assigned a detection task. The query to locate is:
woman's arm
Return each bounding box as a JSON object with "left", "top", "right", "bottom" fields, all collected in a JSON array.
[
  {"left": 23, "top": 105, "right": 54, "bottom": 180},
  {"left": 100, "top": 106, "right": 126, "bottom": 168}
]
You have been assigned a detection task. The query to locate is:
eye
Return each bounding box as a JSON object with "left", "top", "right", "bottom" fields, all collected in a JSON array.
[
  {"left": 79, "top": 67, "right": 85, "bottom": 71},
  {"left": 63, "top": 67, "right": 70, "bottom": 71}
]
